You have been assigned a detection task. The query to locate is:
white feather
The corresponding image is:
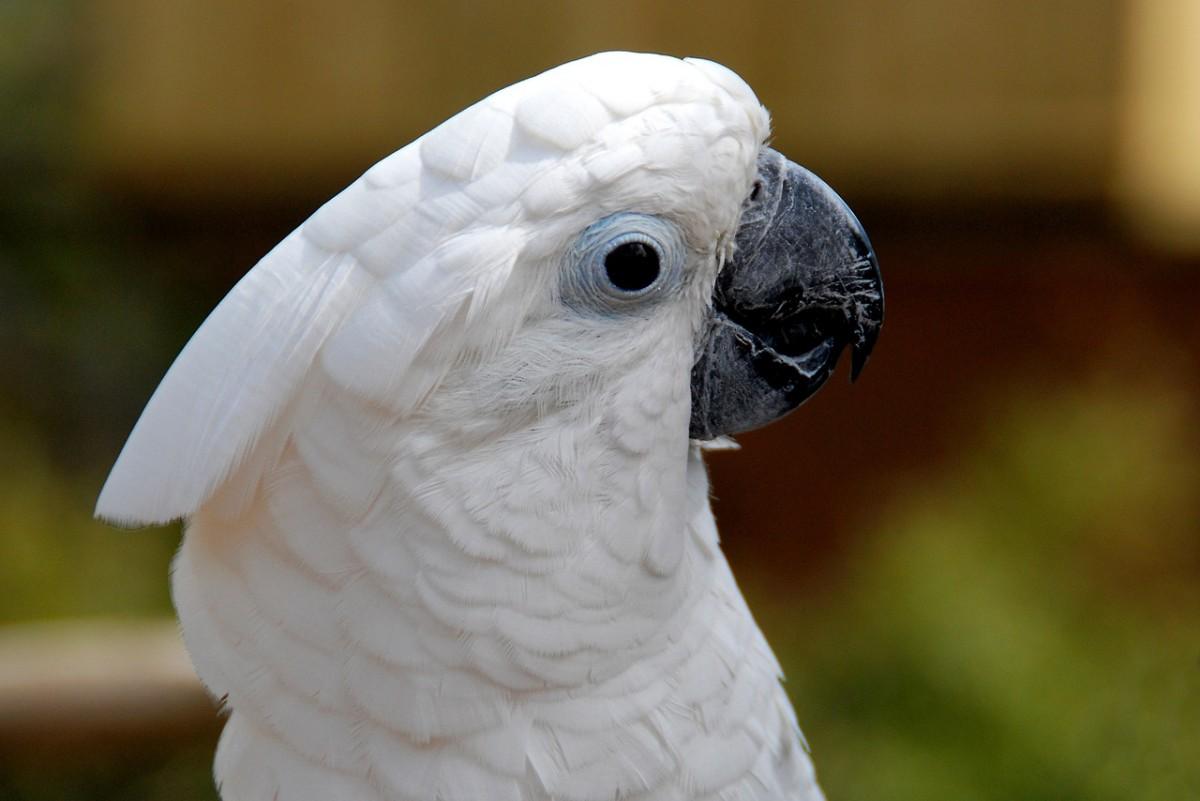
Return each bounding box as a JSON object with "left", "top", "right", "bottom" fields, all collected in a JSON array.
[
  {"left": 97, "top": 240, "right": 368, "bottom": 524},
  {"left": 100, "top": 52, "right": 822, "bottom": 801}
]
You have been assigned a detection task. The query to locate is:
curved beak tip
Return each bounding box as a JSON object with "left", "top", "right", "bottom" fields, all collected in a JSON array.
[{"left": 850, "top": 346, "right": 870, "bottom": 382}]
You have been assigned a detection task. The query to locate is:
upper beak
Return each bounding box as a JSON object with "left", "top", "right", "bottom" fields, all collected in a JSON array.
[{"left": 689, "top": 148, "right": 883, "bottom": 440}]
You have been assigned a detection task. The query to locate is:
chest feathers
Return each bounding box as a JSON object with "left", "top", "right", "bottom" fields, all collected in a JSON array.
[{"left": 173, "top": 345, "right": 818, "bottom": 801}]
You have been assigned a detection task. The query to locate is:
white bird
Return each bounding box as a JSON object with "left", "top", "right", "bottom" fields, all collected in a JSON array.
[{"left": 98, "top": 52, "right": 882, "bottom": 801}]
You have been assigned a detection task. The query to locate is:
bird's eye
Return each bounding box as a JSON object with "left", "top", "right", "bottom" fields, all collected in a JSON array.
[
  {"left": 561, "top": 212, "right": 685, "bottom": 314},
  {"left": 604, "top": 241, "right": 660, "bottom": 292}
]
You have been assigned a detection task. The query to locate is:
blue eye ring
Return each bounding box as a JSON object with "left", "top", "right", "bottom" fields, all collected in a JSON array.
[{"left": 561, "top": 212, "right": 686, "bottom": 313}]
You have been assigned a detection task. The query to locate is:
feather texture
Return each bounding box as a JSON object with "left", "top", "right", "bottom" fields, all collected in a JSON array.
[{"left": 100, "top": 52, "right": 821, "bottom": 801}]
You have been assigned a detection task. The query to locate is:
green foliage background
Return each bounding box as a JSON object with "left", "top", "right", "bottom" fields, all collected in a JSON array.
[{"left": 756, "top": 376, "right": 1200, "bottom": 801}]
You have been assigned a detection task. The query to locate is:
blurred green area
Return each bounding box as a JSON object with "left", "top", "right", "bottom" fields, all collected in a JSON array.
[
  {"left": 753, "top": 369, "right": 1200, "bottom": 801},
  {"left": 2, "top": 1, "right": 1199, "bottom": 800},
  {"left": 0, "top": 426, "right": 176, "bottom": 624},
  {"left": 0, "top": 742, "right": 214, "bottom": 801},
  {"left": 0, "top": 0, "right": 187, "bottom": 623}
]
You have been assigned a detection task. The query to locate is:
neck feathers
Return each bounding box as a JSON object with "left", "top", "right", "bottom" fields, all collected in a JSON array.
[{"left": 173, "top": 364, "right": 817, "bottom": 799}]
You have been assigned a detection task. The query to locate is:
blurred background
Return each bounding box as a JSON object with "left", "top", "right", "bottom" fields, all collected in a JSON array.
[{"left": 2, "top": 1, "right": 1198, "bottom": 799}]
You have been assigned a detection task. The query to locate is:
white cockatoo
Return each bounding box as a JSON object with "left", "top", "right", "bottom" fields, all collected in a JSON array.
[{"left": 98, "top": 52, "right": 882, "bottom": 801}]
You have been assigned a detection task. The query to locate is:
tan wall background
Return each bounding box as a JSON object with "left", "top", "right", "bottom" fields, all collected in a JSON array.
[{"left": 83, "top": 0, "right": 1122, "bottom": 201}]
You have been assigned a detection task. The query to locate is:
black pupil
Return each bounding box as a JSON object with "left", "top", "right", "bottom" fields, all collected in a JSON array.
[{"left": 604, "top": 242, "right": 660, "bottom": 292}]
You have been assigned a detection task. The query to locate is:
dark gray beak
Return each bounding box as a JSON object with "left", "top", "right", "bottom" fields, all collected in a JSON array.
[{"left": 689, "top": 148, "right": 883, "bottom": 440}]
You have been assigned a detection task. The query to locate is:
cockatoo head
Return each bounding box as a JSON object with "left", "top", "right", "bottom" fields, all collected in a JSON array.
[
  {"left": 97, "top": 50, "right": 882, "bottom": 542},
  {"left": 308, "top": 53, "right": 881, "bottom": 453}
]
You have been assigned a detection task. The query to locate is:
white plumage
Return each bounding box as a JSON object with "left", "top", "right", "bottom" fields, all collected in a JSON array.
[{"left": 99, "top": 52, "right": 824, "bottom": 801}]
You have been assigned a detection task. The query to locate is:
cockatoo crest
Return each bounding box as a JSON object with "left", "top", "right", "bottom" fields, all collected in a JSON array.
[{"left": 97, "top": 52, "right": 767, "bottom": 527}]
